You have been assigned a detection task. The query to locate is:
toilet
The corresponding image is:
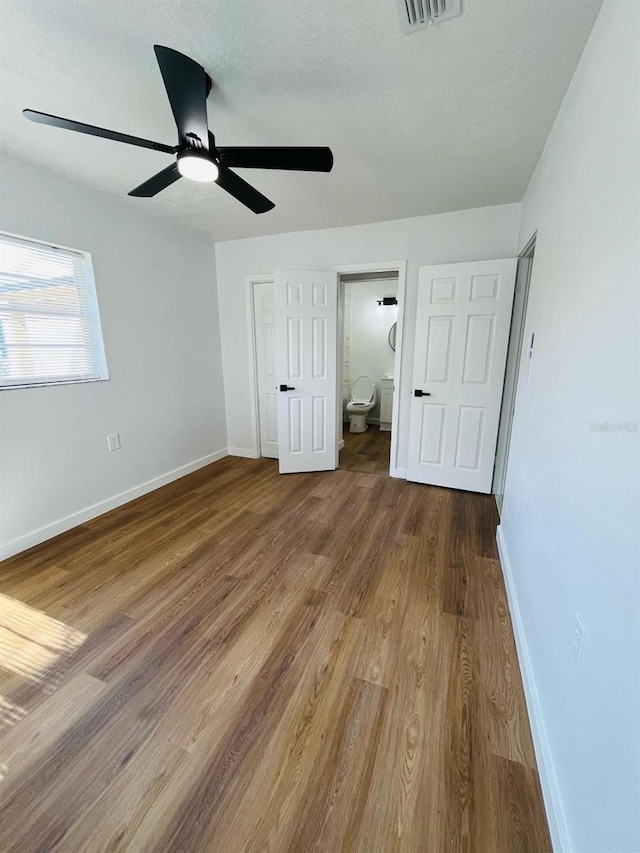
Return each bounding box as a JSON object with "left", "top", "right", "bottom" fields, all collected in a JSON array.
[{"left": 346, "top": 375, "right": 377, "bottom": 433}]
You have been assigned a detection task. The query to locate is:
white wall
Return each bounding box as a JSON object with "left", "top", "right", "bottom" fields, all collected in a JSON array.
[
  {"left": 344, "top": 279, "right": 398, "bottom": 421},
  {"left": 0, "top": 155, "right": 226, "bottom": 557},
  {"left": 499, "top": 2, "right": 640, "bottom": 851},
  {"left": 215, "top": 203, "right": 521, "bottom": 470}
]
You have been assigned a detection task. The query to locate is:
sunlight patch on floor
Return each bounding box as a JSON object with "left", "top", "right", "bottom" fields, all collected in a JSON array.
[
  {"left": 0, "top": 594, "right": 86, "bottom": 686},
  {"left": 0, "top": 694, "right": 27, "bottom": 731},
  {"left": 0, "top": 595, "right": 88, "bottom": 783}
]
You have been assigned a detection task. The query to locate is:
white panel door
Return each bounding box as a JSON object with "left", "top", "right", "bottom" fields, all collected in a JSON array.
[
  {"left": 274, "top": 269, "right": 338, "bottom": 474},
  {"left": 252, "top": 281, "right": 279, "bottom": 459},
  {"left": 407, "top": 259, "right": 517, "bottom": 493}
]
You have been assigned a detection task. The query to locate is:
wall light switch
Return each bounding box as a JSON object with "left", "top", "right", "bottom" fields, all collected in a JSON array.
[{"left": 107, "top": 432, "right": 121, "bottom": 452}]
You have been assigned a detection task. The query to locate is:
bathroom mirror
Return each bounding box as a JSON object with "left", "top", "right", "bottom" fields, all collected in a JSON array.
[{"left": 388, "top": 322, "right": 397, "bottom": 352}]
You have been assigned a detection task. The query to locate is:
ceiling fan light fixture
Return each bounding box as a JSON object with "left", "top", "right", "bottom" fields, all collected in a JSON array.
[{"left": 177, "top": 151, "right": 218, "bottom": 182}]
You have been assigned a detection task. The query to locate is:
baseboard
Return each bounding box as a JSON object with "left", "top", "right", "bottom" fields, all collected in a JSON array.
[
  {"left": 234, "top": 442, "right": 347, "bottom": 457},
  {"left": 228, "top": 446, "right": 260, "bottom": 459},
  {"left": 496, "top": 525, "right": 570, "bottom": 853},
  {"left": 0, "top": 449, "right": 229, "bottom": 561}
]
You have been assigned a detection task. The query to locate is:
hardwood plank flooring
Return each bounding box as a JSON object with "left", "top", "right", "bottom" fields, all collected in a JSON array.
[
  {"left": 0, "top": 456, "right": 551, "bottom": 852},
  {"left": 339, "top": 424, "right": 391, "bottom": 475}
]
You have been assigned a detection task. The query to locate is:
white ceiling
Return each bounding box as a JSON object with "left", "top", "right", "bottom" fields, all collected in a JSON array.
[{"left": 0, "top": 0, "right": 602, "bottom": 241}]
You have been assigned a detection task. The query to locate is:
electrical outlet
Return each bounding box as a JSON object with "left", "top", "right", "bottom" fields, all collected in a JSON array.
[
  {"left": 572, "top": 613, "right": 587, "bottom": 665},
  {"left": 107, "top": 432, "right": 121, "bottom": 453}
]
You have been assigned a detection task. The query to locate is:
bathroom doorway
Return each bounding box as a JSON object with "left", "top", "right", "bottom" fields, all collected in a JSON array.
[{"left": 338, "top": 270, "right": 400, "bottom": 477}]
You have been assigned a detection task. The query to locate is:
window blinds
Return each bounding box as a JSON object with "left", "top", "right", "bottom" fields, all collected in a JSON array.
[{"left": 0, "top": 233, "right": 107, "bottom": 388}]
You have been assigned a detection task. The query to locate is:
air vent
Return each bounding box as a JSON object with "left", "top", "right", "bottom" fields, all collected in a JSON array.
[{"left": 397, "top": 0, "right": 461, "bottom": 33}]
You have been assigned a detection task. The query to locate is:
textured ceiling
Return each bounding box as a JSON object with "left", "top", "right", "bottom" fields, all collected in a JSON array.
[{"left": 0, "top": 0, "right": 602, "bottom": 240}]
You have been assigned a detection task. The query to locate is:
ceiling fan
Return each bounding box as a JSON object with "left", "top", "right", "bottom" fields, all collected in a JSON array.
[{"left": 23, "top": 45, "right": 334, "bottom": 214}]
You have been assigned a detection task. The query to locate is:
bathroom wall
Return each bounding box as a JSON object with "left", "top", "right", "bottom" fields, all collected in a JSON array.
[
  {"left": 341, "top": 287, "right": 352, "bottom": 402},
  {"left": 343, "top": 278, "right": 398, "bottom": 422}
]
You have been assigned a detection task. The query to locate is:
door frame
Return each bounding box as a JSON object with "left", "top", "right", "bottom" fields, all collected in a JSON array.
[
  {"left": 332, "top": 260, "right": 407, "bottom": 478},
  {"left": 245, "top": 260, "right": 407, "bottom": 478},
  {"left": 245, "top": 274, "right": 275, "bottom": 460},
  {"left": 492, "top": 233, "right": 536, "bottom": 510}
]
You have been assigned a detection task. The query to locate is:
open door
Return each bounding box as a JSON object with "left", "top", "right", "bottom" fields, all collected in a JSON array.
[
  {"left": 274, "top": 269, "right": 338, "bottom": 473},
  {"left": 407, "top": 259, "right": 517, "bottom": 493}
]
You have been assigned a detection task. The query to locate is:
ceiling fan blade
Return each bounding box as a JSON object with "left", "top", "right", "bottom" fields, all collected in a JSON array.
[
  {"left": 217, "top": 146, "right": 334, "bottom": 172},
  {"left": 128, "top": 163, "right": 181, "bottom": 197},
  {"left": 216, "top": 165, "right": 275, "bottom": 214},
  {"left": 154, "top": 45, "right": 209, "bottom": 151},
  {"left": 23, "top": 109, "right": 176, "bottom": 154}
]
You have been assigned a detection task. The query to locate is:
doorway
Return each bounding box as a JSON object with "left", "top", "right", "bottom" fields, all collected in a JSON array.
[
  {"left": 492, "top": 235, "right": 536, "bottom": 512},
  {"left": 338, "top": 271, "right": 399, "bottom": 476}
]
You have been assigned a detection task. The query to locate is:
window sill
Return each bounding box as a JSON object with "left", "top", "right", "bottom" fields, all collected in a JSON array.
[{"left": 0, "top": 376, "right": 110, "bottom": 391}]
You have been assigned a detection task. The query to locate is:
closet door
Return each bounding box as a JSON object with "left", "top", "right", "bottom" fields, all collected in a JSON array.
[
  {"left": 274, "top": 269, "right": 338, "bottom": 473},
  {"left": 407, "top": 259, "right": 517, "bottom": 493}
]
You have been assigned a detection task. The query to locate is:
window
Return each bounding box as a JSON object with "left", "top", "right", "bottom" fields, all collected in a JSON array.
[{"left": 0, "top": 232, "right": 108, "bottom": 389}]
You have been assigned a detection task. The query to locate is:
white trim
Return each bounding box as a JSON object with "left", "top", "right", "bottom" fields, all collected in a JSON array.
[
  {"left": 1, "top": 449, "right": 229, "bottom": 560},
  {"left": 496, "top": 524, "right": 569, "bottom": 853},
  {"left": 244, "top": 274, "right": 274, "bottom": 458},
  {"left": 1, "top": 376, "right": 109, "bottom": 392},
  {"left": 228, "top": 446, "right": 260, "bottom": 459},
  {"left": 338, "top": 439, "right": 344, "bottom": 450},
  {"left": 331, "top": 259, "right": 408, "bottom": 479},
  {"left": 0, "top": 228, "right": 93, "bottom": 257},
  {"left": 492, "top": 235, "right": 536, "bottom": 500}
]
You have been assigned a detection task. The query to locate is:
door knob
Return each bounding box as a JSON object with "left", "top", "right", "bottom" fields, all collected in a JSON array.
[
  {"left": 279, "top": 384, "right": 296, "bottom": 392},
  {"left": 414, "top": 389, "right": 431, "bottom": 397}
]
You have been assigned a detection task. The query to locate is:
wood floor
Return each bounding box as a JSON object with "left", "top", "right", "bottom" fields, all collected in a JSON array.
[
  {"left": 0, "top": 457, "right": 551, "bottom": 853},
  {"left": 339, "top": 424, "right": 392, "bottom": 475}
]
